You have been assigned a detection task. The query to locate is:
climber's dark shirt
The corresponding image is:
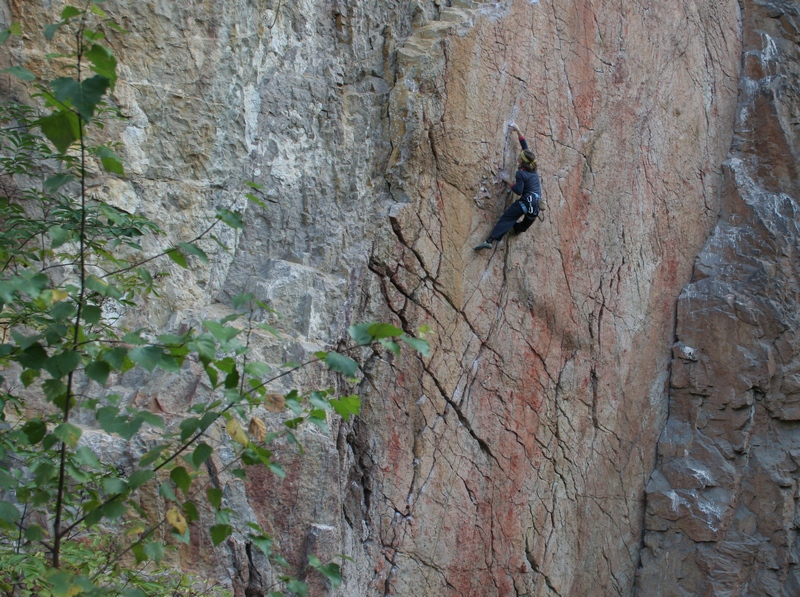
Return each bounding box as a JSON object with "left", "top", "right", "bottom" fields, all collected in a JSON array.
[{"left": 510, "top": 137, "right": 541, "bottom": 199}]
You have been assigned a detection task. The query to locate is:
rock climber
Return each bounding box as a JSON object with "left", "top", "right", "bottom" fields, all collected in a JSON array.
[{"left": 474, "top": 123, "right": 541, "bottom": 251}]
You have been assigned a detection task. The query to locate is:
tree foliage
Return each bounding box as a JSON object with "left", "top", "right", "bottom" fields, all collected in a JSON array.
[{"left": 0, "top": 4, "right": 428, "bottom": 596}]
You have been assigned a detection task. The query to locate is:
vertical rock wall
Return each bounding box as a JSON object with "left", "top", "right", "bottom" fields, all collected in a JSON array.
[
  {"left": 0, "top": 0, "right": 752, "bottom": 595},
  {"left": 637, "top": 1, "right": 800, "bottom": 595},
  {"left": 358, "top": 1, "right": 740, "bottom": 595}
]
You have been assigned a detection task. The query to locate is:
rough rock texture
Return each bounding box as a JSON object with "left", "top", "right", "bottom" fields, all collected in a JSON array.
[
  {"left": 637, "top": 1, "right": 800, "bottom": 595},
  {"left": 0, "top": 0, "right": 756, "bottom": 595},
  {"left": 356, "top": 2, "right": 739, "bottom": 595}
]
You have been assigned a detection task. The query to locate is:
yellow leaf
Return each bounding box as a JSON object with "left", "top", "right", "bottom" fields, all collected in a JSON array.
[
  {"left": 125, "top": 523, "right": 147, "bottom": 536},
  {"left": 248, "top": 417, "right": 267, "bottom": 442},
  {"left": 166, "top": 506, "right": 187, "bottom": 534},
  {"left": 67, "top": 586, "right": 83, "bottom": 597},
  {"left": 52, "top": 289, "right": 70, "bottom": 302},
  {"left": 226, "top": 418, "right": 249, "bottom": 446},
  {"left": 264, "top": 393, "right": 286, "bottom": 413}
]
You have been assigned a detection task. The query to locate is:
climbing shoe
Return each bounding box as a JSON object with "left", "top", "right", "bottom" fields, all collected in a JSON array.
[{"left": 473, "top": 241, "right": 493, "bottom": 251}]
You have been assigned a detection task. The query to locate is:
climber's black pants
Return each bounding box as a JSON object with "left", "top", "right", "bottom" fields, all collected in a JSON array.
[{"left": 488, "top": 200, "right": 537, "bottom": 240}]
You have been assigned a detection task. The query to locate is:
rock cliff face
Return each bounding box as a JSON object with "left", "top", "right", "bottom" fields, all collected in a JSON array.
[
  {"left": 637, "top": 1, "right": 800, "bottom": 595},
  {"left": 7, "top": 0, "right": 793, "bottom": 595}
]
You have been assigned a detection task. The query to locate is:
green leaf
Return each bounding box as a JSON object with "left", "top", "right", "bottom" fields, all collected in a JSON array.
[
  {"left": 232, "top": 292, "right": 254, "bottom": 309},
  {"left": 47, "top": 570, "right": 74, "bottom": 597},
  {"left": 206, "top": 487, "right": 223, "bottom": 510},
  {"left": 136, "top": 410, "right": 164, "bottom": 428},
  {"left": 170, "top": 466, "right": 192, "bottom": 495},
  {"left": 324, "top": 352, "right": 358, "bottom": 377},
  {"left": 128, "top": 470, "right": 154, "bottom": 490},
  {"left": 108, "top": 21, "right": 128, "bottom": 34},
  {"left": 330, "top": 394, "right": 361, "bottom": 421},
  {"left": 44, "top": 173, "right": 74, "bottom": 191},
  {"left": 75, "top": 446, "right": 102, "bottom": 469},
  {"left": 400, "top": 335, "right": 430, "bottom": 357},
  {"left": 286, "top": 580, "right": 308, "bottom": 597},
  {"left": 179, "top": 417, "right": 200, "bottom": 441},
  {"left": 2, "top": 66, "right": 36, "bottom": 81},
  {"left": 83, "top": 28, "right": 105, "bottom": 42},
  {"left": 216, "top": 208, "right": 244, "bottom": 229},
  {"left": 203, "top": 364, "right": 219, "bottom": 389},
  {"left": 367, "top": 323, "right": 403, "bottom": 339},
  {"left": 191, "top": 334, "right": 216, "bottom": 361},
  {"left": 268, "top": 462, "right": 286, "bottom": 479},
  {"left": 215, "top": 356, "right": 236, "bottom": 374},
  {"left": 139, "top": 444, "right": 168, "bottom": 467},
  {"left": 143, "top": 541, "right": 165, "bottom": 563},
  {"left": 199, "top": 411, "right": 219, "bottom": 429},
  {"left": 210, "top": 523, "right": 232, "bottom": 546},
  {"left": 22, "top": 419, "right": 47, "bottom": 444},
  {"left": 47, "top": 349, "right": 81, "bottom": 377},
  {"left": 51, "top": 75, "right": 109, "bottom": 121},
  {"left": 103, "top": 477, "right": 127, "bottom": 495},
  {"left": 90, "top": 4, "right": 108, "bottom": 18},
  {"left": 102, "top": 347, "right": 130, "bottom": 370},
  {"left": 38, "top": 109, "right": 80, "bottom": 153},
  {"left": 129, "top": 346, "right": 163, "bottom": 372},
  {"left": 48, "top": 225, "right": 71, "bottom": 248},
  {"left": 244, "top": 192, "right": 266, "bottom": 208},
  {"left": 43, "top": 379, "right": 68, "bottom": 403},
  {"left": 53, "top": 422, "right": 81, "bottom": 447},
  {"left": 179, "top": 242, "right": 208, "bottom": 263},
  {"left": 85, "top": 43, "right": 117, "bottom": 87},
  {"left": 183, "top": 500, "right": 199, "bottom": 522},
  {"left": 309, "top": 411, "right": 329, "bottom": 433},
  {"left": 192, "top": 442, "right": 213, "bottom": 469},
  {"left": 347, "top": 323, "right": 373, "bottom": 345},
  {"left": 83, "top": 305, "right": 102, "bottom": 325},
  {"left": 245, "top": 362, "right": 271, "bottom": 377},
  {"left": 33, "top": 461, "right": 57, "bottom": 485},
  {"left": 204, "top": 320, "right": 239, "bottom": 343},
  {"left": 158, "top": 482, "right": 177, "bottom": 502},
  {"left": 0, "top": 500, "right": 20, "bottom": 526},
  {"left": 44, "top": 22, "right": 62, "bottom": 41},
  {"left": 310, "top": 558, "right": 342, "bottom": 589},
  {"left": 85, "top": 274, "right": 111, "bottom": 296},
  {"left": 49, "top": 300, "right": 76, "bottom": 323},
  {"left": 103, "top": 498, "right": 127, "bottom": 519},
  {"left": 61, "top": 6, "right": 82, "bottom": 19},
  {"left": 166, "top": 248, "right": 188, "bottom": 268},
  {"left": 224, "top": 368, "right": 240, "bottom": 389},
  {"left": 24, "top": 524, "right": 43, "bottom": 541},
  {"left": 97, "top": 146, "right": 124, "bottom": 175},
  {"left": 379, "top": 338, "right": 401, "bottom": 356},
  {"left": 85, "top": 360, "right": 111, "bottom": 384},
  {"left": 20, "top": 369, "right": 38, "bottom": 387},
  {"left": 250, "top": 533, "right": 273, "bottom": 557},
  {"left": 0, "top": 472, "right": 14, "bottom": 491},
  {"left": 309, "top": 391, "right": 332, "bottom": 411},
  {"left": 18, "top": 342, "right": 48, "bottom": 370}
]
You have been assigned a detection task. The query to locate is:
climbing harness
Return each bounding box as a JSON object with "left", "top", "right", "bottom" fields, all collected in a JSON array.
[{"left": 520, "top": 192, "right": 540, "bottom": 220}]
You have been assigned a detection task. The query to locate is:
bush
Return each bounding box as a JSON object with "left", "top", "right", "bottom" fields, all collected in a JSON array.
[{"left": 0, "top": 4, "right": 428, "bottom": 596}]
